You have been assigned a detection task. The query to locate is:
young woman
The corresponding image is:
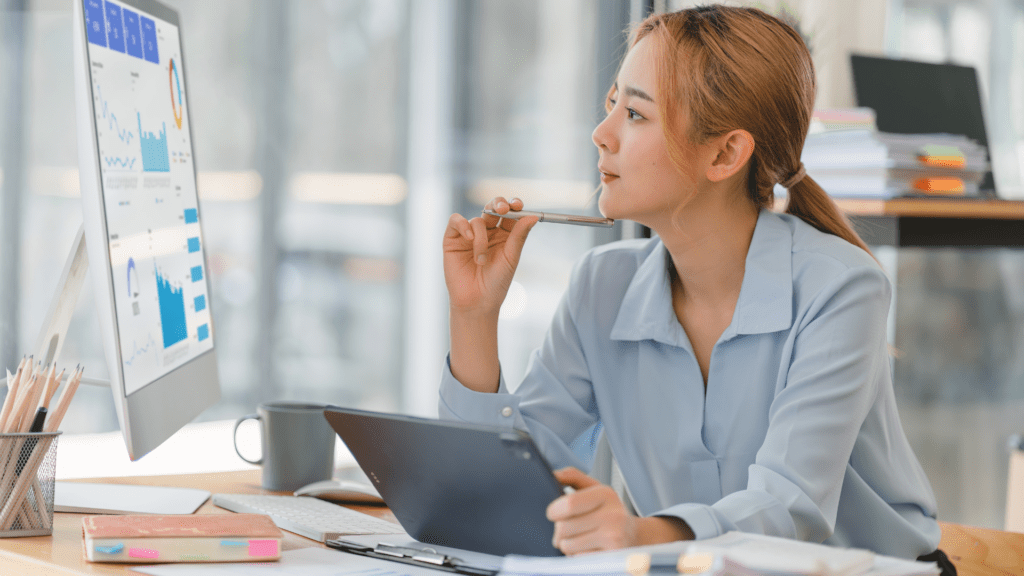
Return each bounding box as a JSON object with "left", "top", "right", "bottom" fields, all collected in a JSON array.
[{"left": 440, "top": 4, "right": 945, "bottom": 566}]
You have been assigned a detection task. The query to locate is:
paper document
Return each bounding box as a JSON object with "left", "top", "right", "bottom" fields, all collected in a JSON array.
[
  {"left": 500, "top": 531, "right": 938, "bottom": 576},
  {"left": 131, "top": 546, "right": 441, "bottom": 576}
]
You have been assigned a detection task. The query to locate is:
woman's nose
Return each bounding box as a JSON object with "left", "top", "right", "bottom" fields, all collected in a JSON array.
[{"left": 592, "top": 112, "right": 617, "bottom": 153}]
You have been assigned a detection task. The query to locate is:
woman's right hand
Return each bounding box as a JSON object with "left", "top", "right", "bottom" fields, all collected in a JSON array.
[{"left": 443, "top": 197, "right": 539, "bottom": 315}]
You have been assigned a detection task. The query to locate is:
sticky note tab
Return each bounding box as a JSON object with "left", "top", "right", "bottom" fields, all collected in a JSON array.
[
  {"left": 95, "top": 543, "right": 125, "bottom": 555},
  {"left": 220, "top": 540, "right": 248, "bottom": 547},
  {"left": 129, "top": 547, "right": 160, "bottom": 559},
  {"left": 248, "top": 539, "right": 279, "bottom": 557}
]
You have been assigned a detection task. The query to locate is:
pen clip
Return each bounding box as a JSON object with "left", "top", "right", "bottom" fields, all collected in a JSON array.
[{"left": 373, "top": 543, "right": 460, "bottom": 567}]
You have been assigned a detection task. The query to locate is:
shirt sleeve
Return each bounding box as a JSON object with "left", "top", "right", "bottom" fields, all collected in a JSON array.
[
  {"left": 438, "top": 256, "right": 601, "bottom": 472},
  {"left": 654, "top": 265, "right": 893, "bottom": 542}
]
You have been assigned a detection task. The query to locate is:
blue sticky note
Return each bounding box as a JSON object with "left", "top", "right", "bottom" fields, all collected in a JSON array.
[
  {"left": 104, "top": 1, "right": 125, "bottom": 53},
  {"left": 197, "top": 324, "right": 209, "bottom": 342},
  {"left": 84, "top": 0, "right": 106, "bottom": 47},
  {"left": 194, "top": 294, "right": 206, "bottom": 312},
  {"left": 183, "top": 208, "right": 198, "bottom": 223},
  {"left": 190, "top": 266, "right": 203, "bottom": 282},
  {"left": 122, "top": 7, "right": 143, "bottom": 59},
  {"left": 95, "top": 543, "right": 125, "bottom": 554},
  {"left": 140, "top": 15, "right": 159, "bottom": 64},
  {"left": 187, "top": 237, "right": 200, "bottom": 253},
  {"left": 220, "top": 539, "right": 247, "bottom": 547}
]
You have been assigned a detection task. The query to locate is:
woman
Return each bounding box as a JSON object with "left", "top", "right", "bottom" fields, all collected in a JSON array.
[{"left": 439, "top": 4, "right": 945, "bottom": 566}]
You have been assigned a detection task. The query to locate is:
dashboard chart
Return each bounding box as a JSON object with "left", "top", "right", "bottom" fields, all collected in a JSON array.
[{"left": 84, "top": 0, "right": 212, "bottom": 395}]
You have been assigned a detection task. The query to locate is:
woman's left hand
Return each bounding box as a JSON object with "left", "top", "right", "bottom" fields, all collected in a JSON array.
[
  {"left": 547, "top": 467, "right": 640, "bottom": 555},
  {"left": 547, "top": 467, "right": 696, "bottom": 555}
]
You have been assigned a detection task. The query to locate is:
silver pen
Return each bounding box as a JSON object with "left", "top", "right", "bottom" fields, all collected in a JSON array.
[{"left": 483, "top": 209, "right": 615, "bottom": 228}]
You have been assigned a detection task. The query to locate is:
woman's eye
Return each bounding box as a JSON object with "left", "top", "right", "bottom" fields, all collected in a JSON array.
[
  {"left": 627, "top": 108, "right": 643, "bottom": 121},
  {"left": 608, "top": 98, "right": 617, "bottom": 108}
]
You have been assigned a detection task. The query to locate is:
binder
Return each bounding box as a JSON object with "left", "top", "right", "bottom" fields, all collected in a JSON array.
[{"left": 327, "top": 539, "right": 498, "bottom": 576}]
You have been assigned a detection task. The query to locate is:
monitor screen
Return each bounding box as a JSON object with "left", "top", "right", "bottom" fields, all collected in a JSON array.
[
  {"left": 850, "top": 54, "right": 996, "bottom": 193},
  {"left": 81, "top": 0, "right": 212, "bottom": 396}
]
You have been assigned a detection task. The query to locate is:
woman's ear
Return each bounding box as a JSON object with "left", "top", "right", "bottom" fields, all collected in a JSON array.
[{"left": 705, "top": 129, "right": 754, "bottom": 183}]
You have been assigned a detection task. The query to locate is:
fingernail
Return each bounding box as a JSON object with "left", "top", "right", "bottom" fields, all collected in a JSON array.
[
  {"left": 465, "top": 229, "right": 474, "bottom": 240},
  {"left": 547, "top": 497, "right": 567, "bottom": 519},
  {"left": 476, "top": 254, "right": 486, "bottom": 265}
]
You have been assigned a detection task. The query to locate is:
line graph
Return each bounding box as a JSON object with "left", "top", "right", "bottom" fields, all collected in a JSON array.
[
  {"left": 95, "top": 85, "right": 135, "bottom": 146},
  {"left": 104, "top": 156, "right": 137, "bottom": 170},
  {"left": 123, "top": 333, "right": 159, "bottom": 367}
]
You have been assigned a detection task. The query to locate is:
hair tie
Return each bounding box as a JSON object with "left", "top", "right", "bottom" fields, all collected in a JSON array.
[{"left": 780, "top": 164, "right": 806, "bottom": 189}]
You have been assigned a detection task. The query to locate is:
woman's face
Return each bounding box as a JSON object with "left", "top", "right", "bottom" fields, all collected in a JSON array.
[{"left": 592, "top": 37, "right": 695, "bottom": 227}]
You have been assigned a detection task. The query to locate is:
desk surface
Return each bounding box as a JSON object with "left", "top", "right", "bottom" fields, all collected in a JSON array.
[
  {"left": 0, "top": 470, "right": 1020, "bottom": 575},
  {"left": 0, "top": 470, "right": 395, "bottom": 575},
  {"left": 833, "top": 198, "right": 1024, "bottom": 247}
]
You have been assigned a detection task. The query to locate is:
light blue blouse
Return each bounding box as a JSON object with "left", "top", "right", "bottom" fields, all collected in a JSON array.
[{"left": 439, "top": 210, "right": 941, "bottom": 559}]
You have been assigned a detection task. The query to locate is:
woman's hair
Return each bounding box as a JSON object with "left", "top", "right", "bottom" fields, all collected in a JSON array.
[{"left": 625, "top": 5, "right": 870, "bottom": 254}]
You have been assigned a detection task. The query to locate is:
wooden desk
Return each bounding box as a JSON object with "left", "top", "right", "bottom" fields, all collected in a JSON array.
[
  {"left": 0, "top": 471, "right": 1020, "bottom": 575},
  {"left": 0, "top": 470, "right": 397, "bottom": 575},
  {"left": 835, "top": 198, "right": 1024, "bottom": 247}
]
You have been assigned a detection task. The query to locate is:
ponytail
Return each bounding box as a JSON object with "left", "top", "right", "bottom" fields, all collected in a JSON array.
[{"left": 783, "top": 174, "right": 872, "bottom": 256}]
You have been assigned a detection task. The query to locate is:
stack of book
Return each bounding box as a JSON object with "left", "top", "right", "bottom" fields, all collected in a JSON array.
[{"left": 802, "top": 109, "right": 988, "bottom": 198}]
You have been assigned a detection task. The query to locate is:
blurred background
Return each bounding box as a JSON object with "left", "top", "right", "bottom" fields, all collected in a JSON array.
[{"left": 1, "top": 0, "right": 1024, "bottom": 530}]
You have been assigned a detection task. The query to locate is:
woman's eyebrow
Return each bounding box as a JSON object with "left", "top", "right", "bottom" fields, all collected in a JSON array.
[{"left": 623, "top": 85, "right": 654, "bottom": 103}]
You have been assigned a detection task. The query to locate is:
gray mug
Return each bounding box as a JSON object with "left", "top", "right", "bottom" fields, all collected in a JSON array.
[{"left": 233, "top": 401, "right": 336, "bottom": 491}]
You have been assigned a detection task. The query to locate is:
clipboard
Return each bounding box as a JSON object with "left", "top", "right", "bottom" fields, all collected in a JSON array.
[{"left": 327, "top": 538, "right": 498, "bottom": 576}]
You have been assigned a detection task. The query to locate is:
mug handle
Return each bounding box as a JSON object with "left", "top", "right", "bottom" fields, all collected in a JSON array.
[{"left": 233, "top": 413, "right": 262, "bottom": 465}]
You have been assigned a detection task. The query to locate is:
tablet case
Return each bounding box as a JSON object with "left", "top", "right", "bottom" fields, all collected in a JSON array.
[{"left": 323, "top": 407, "right": 564, "bottom": 557}]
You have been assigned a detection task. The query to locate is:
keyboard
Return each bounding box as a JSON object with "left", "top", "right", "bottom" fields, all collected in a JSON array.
[{"left": 212, "top": 493, "right": 405, "bottom": 542}]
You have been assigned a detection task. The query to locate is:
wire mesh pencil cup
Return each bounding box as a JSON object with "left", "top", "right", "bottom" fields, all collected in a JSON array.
[{"left": 0, "top": 432, "right": 60, "bottom": 537}]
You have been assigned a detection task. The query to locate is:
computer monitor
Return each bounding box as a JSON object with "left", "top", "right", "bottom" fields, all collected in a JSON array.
[
  {"left": 850, "top": 54, "right": 997, "bottom": 195},
  {"left": 71, "top": 0, "right": 220, "bottom": 460}
]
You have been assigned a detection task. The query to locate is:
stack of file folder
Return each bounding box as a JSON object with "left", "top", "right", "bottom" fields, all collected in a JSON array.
[{"left": 802, "top": 112, "right": 988, "bottom": 198}]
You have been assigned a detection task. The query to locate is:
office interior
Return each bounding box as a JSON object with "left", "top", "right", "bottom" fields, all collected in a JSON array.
[{"left": 1, "top": 0, "right": 1024, "bottom": 533}]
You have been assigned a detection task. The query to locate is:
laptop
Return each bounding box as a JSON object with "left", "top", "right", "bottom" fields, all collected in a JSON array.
[
  {"left": 323, "top": 406, "right": 565, "bottom": 557},
  {"left": 850, "top": 54, "right": 997, "bottom": 196}
]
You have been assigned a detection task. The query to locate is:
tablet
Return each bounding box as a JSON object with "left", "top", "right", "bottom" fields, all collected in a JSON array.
[{"left": 323, "top": 406, "right": 564, "bottom": 557}]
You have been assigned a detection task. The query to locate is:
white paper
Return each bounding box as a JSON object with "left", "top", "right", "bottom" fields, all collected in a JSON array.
[{"left": 130, "top": 546, "right": 442, "bottom": 576}]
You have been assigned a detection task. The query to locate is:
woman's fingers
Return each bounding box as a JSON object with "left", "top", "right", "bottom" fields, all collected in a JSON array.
[
  {"left": 470, "top": 217, "right": 489, "bottom": 264},
  {"left": 445, "top": 213, "right": 475, "bottom": 241}
]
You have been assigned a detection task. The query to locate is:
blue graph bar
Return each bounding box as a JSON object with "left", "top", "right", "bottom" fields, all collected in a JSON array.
[
  {"left": 140, "top": 16, "right": 159, "bottom": 64},
  {"left": 194, "top": 294, "right": 206, "bottom": 312},
  {"left": 155, "top": 266, "right": 187, "bottom": 348},
  {"left": 183, "top": 208, "right": 198, "bottom": 223},
  {"left": 137, "top": 112, "right": 170, "bottom": 172},
  {"left": 122, "top": 7, "right": 143, "bottom": 59},
  {"left": 190, "top": 266, "right": 203, "bottom": 282},
  {"left": 187, "top": 237, "right": 200, "bottom": 253},
  {"left": 197, "top": 324, "right": 209, "bottom": 342},
  {"left": 84, "top": 0, "right": 106, "bottom": 47},
  {"left": 104, "top": 2, "right": 125, "bottom": 53}
]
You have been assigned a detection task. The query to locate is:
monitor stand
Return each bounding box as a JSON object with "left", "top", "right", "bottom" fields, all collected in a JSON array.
[{"left": 34, "top": 226, "right": 211, "bottom": 515}]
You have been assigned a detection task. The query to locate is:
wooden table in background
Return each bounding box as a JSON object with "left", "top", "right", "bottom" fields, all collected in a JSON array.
[
  {"left": 0, "top": 470, "right": 1020, "bottom": 575},
  {"left": 835, "top": 198, "right": 1024, "bottom": 247}
]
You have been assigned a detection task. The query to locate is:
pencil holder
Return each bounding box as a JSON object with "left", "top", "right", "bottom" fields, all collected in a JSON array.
[{"left": 0, "top": 432, "right": 60, "bottom": 537}]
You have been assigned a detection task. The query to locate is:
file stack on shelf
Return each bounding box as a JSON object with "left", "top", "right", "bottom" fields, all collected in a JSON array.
[{"left": 803, "top": 108, "right": 988, "bottom": 199}]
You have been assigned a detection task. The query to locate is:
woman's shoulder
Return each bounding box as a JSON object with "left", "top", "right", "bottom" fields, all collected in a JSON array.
[
  {"left": 567, "top": 237, "right": 660, "bottom": 296},
  {"left": 775, "top": 212, "right": 883, "bottom": 275},
  {"left": 773, "top": 212, "right": 892, "bottom": 306}
]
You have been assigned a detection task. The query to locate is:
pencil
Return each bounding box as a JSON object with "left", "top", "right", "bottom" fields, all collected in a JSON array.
[
  {"left": 45, "top": 366, "right": 83, "bottom": 433},
  {"left": 0, "top": 359, "right": 27, "bottom": 431},
  {"left": 41, "top": 368, "right": 63, "bottom": 411},
  {"left": 17, "top": 367, "right": 46, "bottom": 434}
]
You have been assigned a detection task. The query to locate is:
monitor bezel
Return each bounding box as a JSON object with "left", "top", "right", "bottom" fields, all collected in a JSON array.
[{"left": 73, "top": 0, "right": 220, "bottom": 460}]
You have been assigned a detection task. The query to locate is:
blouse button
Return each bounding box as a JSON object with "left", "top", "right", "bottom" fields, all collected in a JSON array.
[{"left": 501, "top": 407, "right": 513, "bottom": 418}]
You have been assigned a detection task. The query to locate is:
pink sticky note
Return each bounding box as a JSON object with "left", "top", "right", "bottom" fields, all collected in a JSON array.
[
  {"left": 248, "top": 539, "right": 279, "bottom": 557},
  {"left": 128, "top": 547, "right": 160, "bottom": 559}
]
